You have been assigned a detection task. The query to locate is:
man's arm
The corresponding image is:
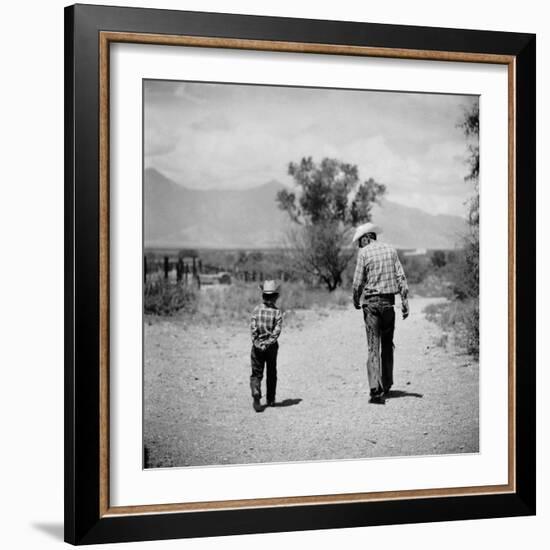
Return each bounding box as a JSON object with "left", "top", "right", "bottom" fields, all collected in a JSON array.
[
  {"left": 261, "top": 310, "right": 283, "bottom": 348},
  {"left": 394, "top": 251, "right": 409, "bottom": 319},
  {"left": 352, "top": 251, "right": 366, "bottom": 309}
]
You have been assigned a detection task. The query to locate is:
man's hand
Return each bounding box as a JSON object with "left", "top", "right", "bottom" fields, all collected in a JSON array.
[{"left": 401, "top": 300, "right": 409, "bottom": 320}]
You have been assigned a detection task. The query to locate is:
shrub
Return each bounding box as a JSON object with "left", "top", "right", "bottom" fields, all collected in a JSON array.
[
  {"left": 409, "top": 273, "right": 454, "bottom": 298},
  {"left": 400, "top": 254, "right": 431, "bottom": 285},
  {"left": 446, "top": 235, "right": 478, "bottom": 301},
  {"left": 146, "top": 280, "right": 351, "bottom": 323},
  {"left": 431, "top": 250, "right": 447, "bottom": 269},
  {"left": 423, "top": 298, "right": 479, "bottom": 359},
  {"left": 464, "top": 299, "right": 479, "bottom": 358},
  {"left": 144, "top": 281, "right": 198, "bottom": 316}
]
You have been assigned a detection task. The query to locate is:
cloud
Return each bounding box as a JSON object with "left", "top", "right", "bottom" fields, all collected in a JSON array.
[
  {"left": 191, "top": 114, "right": 234, "bottom": 132},
  {"left": 144, "top": 125, "right": 180, "bottom": 158},
  {"left": 144, "top": 81, "right": 477, "bottom": 215},
  {"left": 173, "top": 83, "right": 208, "bottom": 105}
]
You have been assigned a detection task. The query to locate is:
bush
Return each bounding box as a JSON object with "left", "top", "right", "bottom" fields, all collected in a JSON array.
[
  {"left": 409, "top": 273, "right": 454, "bottom": 298},
  {"left": 145, "top": 280, "right": 351, "bottom": 323},
  {"left": 439, "top": 233, "right": 479, "bottom": 358},
  {"left": 431, "top": 250, "right": 447, "bottom": 269},
  {"left": 464, "top": 299, "right": 479, "bottom": 358},
  {"left": 192, "top": 282, "right": 259, "bottom": 323},
  {"left": 399, "top": 254, "right": 431, "bottom": 285},
  {"left": 423, "top": 298, "right": 479, "bottom": 359},
  {"left": 144, "top": 281, "right": 198, "bottom": 315}
]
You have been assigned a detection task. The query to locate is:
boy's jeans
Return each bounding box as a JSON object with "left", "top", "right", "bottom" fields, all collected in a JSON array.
[
  {"left": 250, "top": 342, "right": 278, "bottom": 403},
  {"left": 362, "top": 295, "right": 395, "bottom": 393}
]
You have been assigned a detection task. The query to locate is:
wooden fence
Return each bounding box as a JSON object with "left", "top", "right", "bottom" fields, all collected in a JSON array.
[{"left": 144, "top": 254, "right": 291, "bottom": 287}]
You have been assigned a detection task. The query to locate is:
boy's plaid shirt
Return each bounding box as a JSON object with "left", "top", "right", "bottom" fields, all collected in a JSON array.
[
  {"left": 250, "top": 302, "right": 283, "bottom": 349},
  {"left": 352, "top": 241, "right": 408, "bottom": 306}
]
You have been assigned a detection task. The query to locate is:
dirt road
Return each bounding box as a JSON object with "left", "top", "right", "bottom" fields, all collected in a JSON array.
[{"left": 144, "top": 297, "right": 478, "bottom": 468}]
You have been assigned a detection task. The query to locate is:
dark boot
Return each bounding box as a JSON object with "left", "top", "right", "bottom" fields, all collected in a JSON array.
[
  {"left": 369, "top": 388, "right": 385, "bottom": 405},
  {"left": 253, "top": 394, "right": 262, "bottom": 412}
]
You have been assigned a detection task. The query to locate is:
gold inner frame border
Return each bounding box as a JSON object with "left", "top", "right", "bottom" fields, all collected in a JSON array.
[{"left": 98, "top": 31, "right": 517, "bottom": 518}]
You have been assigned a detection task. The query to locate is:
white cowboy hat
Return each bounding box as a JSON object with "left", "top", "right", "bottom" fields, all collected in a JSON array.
[
  {"left": 351, "top": 222, "right": 382, "bottom": 243},
  {"left": 259, "top": 280, "right": 280, "bottom": 294}
]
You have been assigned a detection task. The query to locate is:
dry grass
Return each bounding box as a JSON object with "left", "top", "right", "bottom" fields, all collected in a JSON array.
[
  {"left": 144, "top": 280, "right": 198, "bottom": 315},
  {"left": 409, "top": 274, "right": 454, "bottom": 299},
  {"left": 145, "top": 280, "right": 351, "bottom": 325},
  {"left": 423, "top": 298, "right": 479, "bottom": 358}
]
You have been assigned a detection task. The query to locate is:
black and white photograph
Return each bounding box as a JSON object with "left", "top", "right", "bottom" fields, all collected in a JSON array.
[
  {"left": 1, "top": 0, "right": 542, "bottom": 546},
  {"left": 142, "top": 80, "right": 480, "bottom": 469}
]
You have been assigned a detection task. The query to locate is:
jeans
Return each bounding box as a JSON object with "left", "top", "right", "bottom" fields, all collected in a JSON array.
[
  {"left": 362, "top": 295, "right": 395, "bottom": 393},
  {"left": 250, "top": 342, "right": 278, "bottom": 402}
]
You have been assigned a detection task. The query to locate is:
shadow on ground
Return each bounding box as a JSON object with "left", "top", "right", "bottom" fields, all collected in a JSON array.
[
  {"left": 31, "top": 523, "right": 64, "bottom": 541},
  {"left": 255, "top": 397, "right": 303, "bottom": 412},
  {"left": 255, "top": 398, "right": 303, "bottom": 413},
  {"left": 273, "top": 398, "right": 302, "bottom": 407},
  {"left": 386, "top": 390, "right": 423, "bottom": 399}
]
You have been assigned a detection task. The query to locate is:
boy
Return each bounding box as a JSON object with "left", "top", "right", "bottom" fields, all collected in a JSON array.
[{"left": 250, "top": 280, "right": 283, "bottom": 412}]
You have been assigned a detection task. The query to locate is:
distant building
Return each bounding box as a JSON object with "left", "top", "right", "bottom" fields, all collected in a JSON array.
[{"left": 403, "top": 248, "right": 428, "bottom": 256}]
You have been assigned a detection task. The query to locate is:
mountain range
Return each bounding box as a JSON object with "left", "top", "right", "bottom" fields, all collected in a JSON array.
[{"left": 144, "top": 168, "right": 466, "bottom": 250}]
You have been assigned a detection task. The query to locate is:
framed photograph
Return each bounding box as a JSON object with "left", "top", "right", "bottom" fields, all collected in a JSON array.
[{"left": 64, "top": 4, "right": 536, "bottom": 545}]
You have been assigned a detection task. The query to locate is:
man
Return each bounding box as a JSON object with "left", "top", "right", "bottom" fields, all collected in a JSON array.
[{"left": 351, "top": 222, "right": 409, "bottom": 404}]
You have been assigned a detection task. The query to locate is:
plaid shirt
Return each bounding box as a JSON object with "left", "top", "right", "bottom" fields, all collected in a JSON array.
[
  {"left": 250, "top": 302, "right": 283, "bottom": 349},
  {"left": 352, "top": 241, "right": 408, "bottom": 306}
]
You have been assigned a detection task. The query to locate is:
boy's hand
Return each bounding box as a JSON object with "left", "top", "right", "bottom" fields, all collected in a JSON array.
[{"left": 402, "top": 300, "right": 409, "bottom": 320}]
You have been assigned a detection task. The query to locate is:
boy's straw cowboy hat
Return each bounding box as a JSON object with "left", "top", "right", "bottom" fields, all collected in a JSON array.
[
  {"left": 352, "top": 222, "right": 382, "bottom": 244},
  {"left": 260, "top": 280, "right": 280, "bottom": 294}
]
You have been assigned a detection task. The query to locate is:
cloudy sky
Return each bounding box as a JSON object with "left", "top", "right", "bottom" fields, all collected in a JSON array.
[{"left": 144, "top": 80, "right": 478, "bottom": 217}]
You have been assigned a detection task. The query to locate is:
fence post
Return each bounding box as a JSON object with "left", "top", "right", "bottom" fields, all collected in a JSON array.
[
  {"left": 164, "top": 256, "right": 169, "bottom": 280},
  {"left": 144, "top": 256, "right": 147, "bottom": 283},
  {"left": 176, "top": 258, "right": 183, "bottom": 283}
]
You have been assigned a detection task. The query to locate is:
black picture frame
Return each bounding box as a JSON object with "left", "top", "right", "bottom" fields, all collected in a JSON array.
[{"left": 65, "top": 3, "right": 536, "bottom": 545}]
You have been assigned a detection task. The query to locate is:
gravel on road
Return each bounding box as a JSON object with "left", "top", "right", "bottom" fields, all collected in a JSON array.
[{"left": 144, "top": 297, "right": 479, "bottom": 468}]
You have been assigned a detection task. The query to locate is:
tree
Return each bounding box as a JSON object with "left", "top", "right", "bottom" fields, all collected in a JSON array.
[
  {"left": 459, "top": 102, "right": 480, "bottom": 228},
  {"left": 277, "top": 157, "right": 385, "bottom": 226},
  {"left": 431, "top": 250, "right": 447, "bottom": 269},
  {"left": 277, "top": 157, "right": 386, "bottom": 291},
  {"left": 454, "top": 102, "right": 480, "bottom": 358},
  {"left": 456, "top": 103, "right": 480, "bottom": 299},
  {"left": 283, "top": 223, "right": 353, "bottom": 291}
]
